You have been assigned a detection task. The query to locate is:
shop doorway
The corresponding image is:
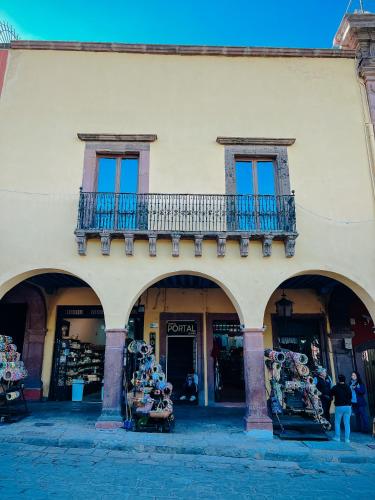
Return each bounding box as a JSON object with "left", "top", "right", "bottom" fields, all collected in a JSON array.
[
  {"left": 0, "top": 303, "right": 27, "bottom": 353},
  {"left": 363, "top": 348, "right": 375, "bottom": 417},
  {"left": 50, "top": 306, "right": 106, "bottom": 402},
  {"left": 167, "top": 336, "right": 196, "bottom": 393},
  {"left": 272, "top": 315, "right": 328, "bottom": 370},
  {"left": 211, "top": 319, "right": 244, "bottom": 402},
  {"left": 160, "top": 313, "right": 203, "bottom": 404}
]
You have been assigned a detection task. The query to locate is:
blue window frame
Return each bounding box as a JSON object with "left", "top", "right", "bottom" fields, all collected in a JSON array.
[
  {"left": 95, "top": 155, "right": 139, "bottom": 230},
  {"left": 234, "top": 159, "right": 277, "bottom": 231}
]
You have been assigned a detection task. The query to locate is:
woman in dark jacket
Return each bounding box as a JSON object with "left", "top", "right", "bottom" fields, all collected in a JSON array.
[{"left": 350, "top": 371, "right": 369, "bottom": 433}]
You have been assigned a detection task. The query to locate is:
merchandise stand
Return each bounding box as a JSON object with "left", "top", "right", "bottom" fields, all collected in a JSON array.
[
  {"left": 124, "top": 340, "right": 174, "bottom": 433},
  {"left": 0, "top": 334, "right": 29, "bottom": 423},
  {"left": 265, "top": 348, "right": 330, "bottom": 440},
  {"left": 0, "top": 381, "right": 29, "bottom": 423}
]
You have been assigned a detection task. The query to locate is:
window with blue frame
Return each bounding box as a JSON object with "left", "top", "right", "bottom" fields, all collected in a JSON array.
[
  {"left": 234, "top": 159, "right": 278, "bottom": 231},
  {"left": 95, "top": 155, "right": 139, "bottom": 230}
]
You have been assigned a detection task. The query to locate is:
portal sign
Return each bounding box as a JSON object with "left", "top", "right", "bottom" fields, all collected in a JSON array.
[{"left": 166, "top": 320, "right": 197, "bottom": 336}]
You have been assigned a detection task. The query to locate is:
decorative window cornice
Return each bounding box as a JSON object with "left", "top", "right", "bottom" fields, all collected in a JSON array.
[
  {"left": 77, "top": 133, "right": 157, "bottom": 142},
  {"left": 217, "top": 137, "right": 295, "bottom": 146}
]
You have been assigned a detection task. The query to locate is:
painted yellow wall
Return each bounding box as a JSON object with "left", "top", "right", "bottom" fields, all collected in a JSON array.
[{"left": 1, "top": 48, "right": 375, "bottom": 335}]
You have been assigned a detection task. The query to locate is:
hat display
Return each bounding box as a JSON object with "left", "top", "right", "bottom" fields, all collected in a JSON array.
[{"left": 0, "top": 336, "right": 28, "bottom": 382}]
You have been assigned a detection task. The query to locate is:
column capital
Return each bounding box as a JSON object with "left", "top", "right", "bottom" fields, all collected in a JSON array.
[
  {"left": 242, "top": 327, "right": 266, "bottom": 334},
  {"left": 105, "top": 327, "right": 128, "bottom": 334}
]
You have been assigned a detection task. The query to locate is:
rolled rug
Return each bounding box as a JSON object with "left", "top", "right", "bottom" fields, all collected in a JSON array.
[{"left": 6, "top": 391, "right": 20, "bottom": 401}]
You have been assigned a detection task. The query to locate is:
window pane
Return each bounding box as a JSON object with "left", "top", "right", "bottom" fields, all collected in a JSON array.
[
  {"left": 235, "top": 161, "right": 253, "bottom": 195},
  {"left": 120, "top": 158, "right": 139, "bottom": 193},
  {"left": 97, "top": 158, "right": 116, "bottom": 192},
  {"left": 257, "top": 161, "right": 275, "bottom": 195},
  {"left": 118, "top": 158, "right": 139, "bottom": 231},
  {"left": 257, "top": 161, "right": 277, "bottom": 231},
  {"left": 234, "top": 161, "right": 255, "bottom": 231}
]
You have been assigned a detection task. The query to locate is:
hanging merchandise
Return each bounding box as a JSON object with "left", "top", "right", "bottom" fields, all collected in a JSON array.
[
  {"left": 265, "top": 348, "right": 331, "bottom": 431},
  {"left": 0, "top": 335, "right": 29, "bottom": 423},
  {"left": 125, "top": 340, "right": 174, "bottom": 433}
]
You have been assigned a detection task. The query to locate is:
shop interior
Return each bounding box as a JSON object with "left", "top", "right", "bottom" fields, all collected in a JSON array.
[{"left": 51, "top": 308, "right": 106, "bottom": 402}]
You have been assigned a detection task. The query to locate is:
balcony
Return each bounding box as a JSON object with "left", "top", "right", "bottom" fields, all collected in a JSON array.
[{"left": 75, "top": 191, "right": 298, "bottom": 257}]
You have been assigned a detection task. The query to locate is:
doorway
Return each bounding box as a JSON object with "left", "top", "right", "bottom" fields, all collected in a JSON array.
[
  {"left": 363, "top": 348, "right": 375, "bottom": 418},
  {"left": 167, "top": 336, "right": 196, "bottom": 394},
  {"left": 160, "top": 313, "right": 203, "bottom": 404},
  {"left": 0, "top": 303, "right": 27, "bottom": 353}
]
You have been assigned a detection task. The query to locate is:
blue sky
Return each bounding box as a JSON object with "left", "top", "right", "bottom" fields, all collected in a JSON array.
[{"left": 0, "top": 0, "right": 374, "bottom": 48}]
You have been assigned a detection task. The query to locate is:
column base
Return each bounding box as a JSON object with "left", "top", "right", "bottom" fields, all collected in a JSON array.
[
  {"left": 23, "top": 387, "right": 43, "bottom": 401},
  {"left": 95, "top": 409, "right": 123, "bottom": 430},
  {"left": 244, "top": 415, "right": 273, "bottom": 439}
]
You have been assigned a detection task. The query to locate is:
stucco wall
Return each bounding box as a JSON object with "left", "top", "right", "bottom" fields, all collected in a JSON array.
[{"left": 1, "top": 49, "right": 375, "bottom": 332}]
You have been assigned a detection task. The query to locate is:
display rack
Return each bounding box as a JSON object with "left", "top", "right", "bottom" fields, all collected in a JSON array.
[
  {"left": 0, "top": 334, "right": 29, "bottom": 422},
  {"left": 52, "top": 338, "right": 104, "bottom": 400}
]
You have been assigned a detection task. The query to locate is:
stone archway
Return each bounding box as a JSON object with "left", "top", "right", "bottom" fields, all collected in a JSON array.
[{"left": 1, "top": 283, "right": 46, "bottom": 400}]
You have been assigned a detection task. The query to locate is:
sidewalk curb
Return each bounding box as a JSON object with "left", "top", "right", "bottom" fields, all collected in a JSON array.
[{"left": 1, "top": 434, "right": 374, "bottom": 464}]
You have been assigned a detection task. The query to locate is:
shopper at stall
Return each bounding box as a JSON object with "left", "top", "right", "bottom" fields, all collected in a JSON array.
[
  {"left": 330, "top": 374, "right": 352, "bottom": 443},
  {"left": 179, "top": 369, "right": 198, "bottom": 402},
  {"left": 314, "top": 367, "right": 332, "bottom": 422},
  {"left": 350, "top": 371, "right": 369, "bottom": 433}
]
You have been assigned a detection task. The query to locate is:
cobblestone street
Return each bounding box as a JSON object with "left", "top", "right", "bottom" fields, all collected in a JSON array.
[{"left": 1, "top": 442, "right": 375, "bottom": 500}]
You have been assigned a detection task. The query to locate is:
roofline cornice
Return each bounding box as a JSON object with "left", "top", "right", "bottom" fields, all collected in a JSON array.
[{"left": 10, "top": 40, "right": 356, "bottom": 58}]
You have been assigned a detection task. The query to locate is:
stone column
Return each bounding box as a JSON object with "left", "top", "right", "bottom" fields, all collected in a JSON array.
[
  {"left": 96, "top": 328, "right": 127, "bottom": 429},
  {"left": 243, "top": 327, "right": 273, "bottom": 438}
]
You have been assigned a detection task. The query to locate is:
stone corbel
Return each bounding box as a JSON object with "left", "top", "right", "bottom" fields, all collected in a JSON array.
[
  {"left": 75, "top": 231, "right": 87, "bottom": 256},
  {"left": 194, "top": 235, "right": 203, "bottom": 257},
  {"left": 148, "top": 233, "right": 157, "bottom": 257},
  {"left": 284, "top": 234, "right": 297, "bottom": 258},
  {"left": 262, "top": 234, "right": 273, "bottom": 257},
  {"left": 217, "top": 233, "right": 227, "bottom": 257},
  {"left": 240, "top": 234, "right": 250, "bottom": 257},
  {"left": 171, "top": 233, "right": 181, "bottom": 257},
  {"left": 124, "top": 233, "right": 134, "bottom": 256},
  {"left": 100, "top": 231, "right": 111, "bottom": 255}
]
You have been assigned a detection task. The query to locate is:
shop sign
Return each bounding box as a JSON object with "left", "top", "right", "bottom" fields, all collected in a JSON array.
[
  {"left": 166, "top": 320, "right": 197, "bottom": 336},
  {"left": 149, "top": 332, "right": 156, "bottom": 349}
]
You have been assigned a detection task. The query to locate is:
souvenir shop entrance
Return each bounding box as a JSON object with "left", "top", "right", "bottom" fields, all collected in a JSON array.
[
  {"left": 50, "top": 305, "right": 144, "bottom": 402},
  {"left": 160, "top": 314, "right": 203, "bottom": 403}
]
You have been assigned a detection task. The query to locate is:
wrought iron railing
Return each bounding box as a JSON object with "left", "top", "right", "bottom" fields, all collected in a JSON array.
[{"left": 76, "top": 191, "right": 297, "bottom": 234}]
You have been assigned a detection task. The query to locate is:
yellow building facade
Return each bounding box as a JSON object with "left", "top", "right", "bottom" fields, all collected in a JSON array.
[{"left": 1, "top": 13, "right": 375, "bottom": 436}]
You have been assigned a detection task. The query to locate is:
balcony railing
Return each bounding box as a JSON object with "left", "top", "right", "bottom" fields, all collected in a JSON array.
[{"left": 75, "top": 191, "right": 297, "bottom": 257}]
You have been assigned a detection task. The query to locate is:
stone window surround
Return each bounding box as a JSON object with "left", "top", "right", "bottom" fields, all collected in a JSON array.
[
  {"left": 223, "top": 143, "right": 293, "bottom": 196},
  {"left": 78, "top": 134, "right": 157, "bottom": 193}
]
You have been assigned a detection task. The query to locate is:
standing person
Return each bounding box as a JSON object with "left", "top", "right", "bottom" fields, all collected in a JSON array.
[
  {"left": 315, "top": 367, "right": 332, "bottom": 423},
  {"left": 330, "top": 374, "right": 352, "bottom": 443},
  {"left": 350, "top": 371, "right": 369, "bottom": 433}
]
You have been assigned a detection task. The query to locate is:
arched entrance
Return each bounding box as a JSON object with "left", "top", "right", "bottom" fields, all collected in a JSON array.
[
  {"left": 0, "top": 283, "right": 46, "bottom": 399},
  {"left": 126, "top": 273, "right": 244, "bottom": 406},
  {"left": 0, "top": 270, "right": 106, "bottom": 402},
  {"left": 262, "top": 272, "right": 375, "bottom": 430}
]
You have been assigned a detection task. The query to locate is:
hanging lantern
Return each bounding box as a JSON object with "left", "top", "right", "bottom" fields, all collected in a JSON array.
[{"left": 275, "top": 291, "right": 293, "bottom": 318}]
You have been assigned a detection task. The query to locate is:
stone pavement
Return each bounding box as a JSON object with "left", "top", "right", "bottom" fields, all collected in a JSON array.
[
  {"left": 1, "top": 441, "right": 375, "bottom": 499},
  {"left": 0, "top": 401, "right": 374, "bottom": 466}
]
